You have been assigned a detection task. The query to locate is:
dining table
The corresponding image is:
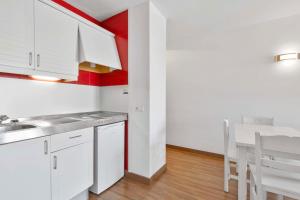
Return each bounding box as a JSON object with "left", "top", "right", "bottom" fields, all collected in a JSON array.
[{"left": 235, "top": 123, "right": 300, "bottom": 200}]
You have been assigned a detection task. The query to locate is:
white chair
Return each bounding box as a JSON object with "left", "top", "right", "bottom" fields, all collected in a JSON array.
[
  {"left": 249, "top": 132, "right": 300, "bottom": 200},
  {"left": 241, "top": 116, "right": 274, "bottom": 126},
  {"left": 242, "top": 116, "right": 275, "bottom": 162},
  {"left": 224, "top": 119, "right": 238, "bottom": 192}
]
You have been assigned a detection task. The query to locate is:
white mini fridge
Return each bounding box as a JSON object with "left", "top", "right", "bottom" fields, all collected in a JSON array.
[{"left": 89, "top": 122, "right": 125, "bottom": 194}]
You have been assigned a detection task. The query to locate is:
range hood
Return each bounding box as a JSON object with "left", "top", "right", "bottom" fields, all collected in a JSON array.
[{"left": 78, "top": 23, "right": 122, "bottom": 71}]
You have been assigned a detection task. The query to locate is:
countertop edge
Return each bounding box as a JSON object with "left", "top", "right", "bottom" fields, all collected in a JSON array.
[{"left": 0, "top": 111, "right": 128, "bottom": 146}]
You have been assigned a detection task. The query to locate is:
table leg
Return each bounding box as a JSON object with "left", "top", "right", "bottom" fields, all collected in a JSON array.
[{"left": 238, "top": 146, "right": 248, "bottom": 200}]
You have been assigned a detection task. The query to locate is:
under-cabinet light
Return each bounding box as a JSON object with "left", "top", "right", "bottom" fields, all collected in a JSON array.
[{"left": 31, "top": 75, "right": 61, "bottom": 82}]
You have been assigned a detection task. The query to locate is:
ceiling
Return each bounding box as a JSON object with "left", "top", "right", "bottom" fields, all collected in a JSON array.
[
  {"left": 66, "top": 0, "right": 300, "bottom": 50},
  {"left": 65, "top": 0, "right": 147, "bottom": 20}
]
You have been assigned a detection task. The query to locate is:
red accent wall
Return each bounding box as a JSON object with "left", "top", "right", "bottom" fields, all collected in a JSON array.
[
  {"left": 101, "top": 11, "right": 128, "bottom": 39},
  {"left": 98, "top": 11, "right": 128, "bottom": 86}
]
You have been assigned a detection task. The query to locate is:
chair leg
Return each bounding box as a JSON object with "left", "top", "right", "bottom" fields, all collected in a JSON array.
[
  {"left": 224, "top": 170, "right": 229, "bottom": 192},
  {"left": 263, "top": 191, "right": 267, "bottom": 200},
  {"left": 224, "top": 180, "right": 229, "bottom": 193},
  {"left": 276, "top": 194, "right": 284, "bottom": 200},
  {"left": 250, "top": 174, "right": 254, "bottom": 200},
  {"left": 224, "top": 159, "right": 229, "bottom": 192}
]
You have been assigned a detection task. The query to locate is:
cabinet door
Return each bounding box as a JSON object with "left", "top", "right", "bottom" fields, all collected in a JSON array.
[
  {"left": 0, "top": 0, "right": 34, "bottom": 69},
  {"left": 98, "top": 122, "right": 124, "bottom": 192},
  {"left": 79, "top": 23, "right": 122, "bottom": 70},
  {"left": 34, "top": 0, "right": 78, "bottom": 76},
  {"left": 0, "top": 137, "right": 51, "bottom": 200},
  {"left": 51, "top": 142, "right": 93, "bottom": 200}
]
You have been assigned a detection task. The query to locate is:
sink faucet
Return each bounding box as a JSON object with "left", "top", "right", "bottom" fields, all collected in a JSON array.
[{"left": 0, "top": 115, "right": 9, "bottom": 124}]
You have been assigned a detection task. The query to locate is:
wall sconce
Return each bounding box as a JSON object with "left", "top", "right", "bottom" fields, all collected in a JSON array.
[{"left": 274, "top": 53, "right": 300, "bottom": 62}]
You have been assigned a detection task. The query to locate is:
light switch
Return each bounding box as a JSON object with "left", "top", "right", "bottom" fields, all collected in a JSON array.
[{"left": 123, "top": 88, "right": 128, "bottom": 94}]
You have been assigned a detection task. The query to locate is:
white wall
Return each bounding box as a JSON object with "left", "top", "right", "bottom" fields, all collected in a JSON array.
[
  {"left": 167, "top": 14, "right": 300, "bottom": 154},
  {"left": 0, "top": 77, "right": 102, "bottom": 118},
  {"left": 129, "top": 1, "right": 166, "bottom": 178},
  {"left": 99, "top": 85, "right": 129, "bottom": 113}
]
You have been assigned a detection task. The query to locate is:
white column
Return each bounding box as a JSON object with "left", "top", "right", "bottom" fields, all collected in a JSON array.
[{"left": 128, "top": 1, "right": 166, "bottom": 178}]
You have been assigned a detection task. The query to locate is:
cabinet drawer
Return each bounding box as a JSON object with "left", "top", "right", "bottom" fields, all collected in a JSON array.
[{"left": 51, "top": 128, "right": 93, "bottom": 152}]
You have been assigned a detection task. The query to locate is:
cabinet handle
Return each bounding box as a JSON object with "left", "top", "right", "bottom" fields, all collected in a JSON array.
[
  {"left": 44, "top": 140, "right": 48, "bottom": 155},
  {"left": 53, "top": 156, "right": 57, "bottom": 170},
  {"left": 29, "top": 52, "right": 33, "bottom": 66},
  {"left": 37, "top": 54, "right": 40, "bottom": 67},
  {"left": 69, "top": 135, "right": 82, "bottom": 139}
]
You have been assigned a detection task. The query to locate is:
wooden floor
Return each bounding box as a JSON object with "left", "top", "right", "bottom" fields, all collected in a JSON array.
[{"left": 89, "top": 147, "right": 291, "bottom": 200}]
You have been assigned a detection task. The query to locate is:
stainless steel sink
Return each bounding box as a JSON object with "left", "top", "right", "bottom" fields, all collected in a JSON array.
[
  {"left": 70, "top": 116, "right": 96, "bottom": 120},
  {"left": 70, "top": 114, "right": 106, "bottom": 120},
  {"left": 21, "top": 117, "right": 82, "bottom": 128},
  {"left": 44, "top": 117, "right": 81, "bottom": 125},
  {"left": 0, "top": 124, "right": 36, "bottom": 134},
  {"left": 87, "top": 114, "right": 108, "bottom": 119}
]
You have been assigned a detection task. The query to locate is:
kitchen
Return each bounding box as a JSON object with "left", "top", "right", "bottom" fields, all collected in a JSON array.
[{"left": 1, "top": 0, "right": 300, "bottom": 200}]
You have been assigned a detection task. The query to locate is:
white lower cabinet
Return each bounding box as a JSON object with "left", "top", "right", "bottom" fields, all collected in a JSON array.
[
  {"left": 0, "top": 128, "right": 94, "bottom": 200},
  {"left": 0, "top": 127, "right": 94, "bottom": 200},
  {"left": 0, "top": 136, "right": 51, "bottom": 200},
  {"left": 51, "top": 128, "right": 94, "bottom": 200}
]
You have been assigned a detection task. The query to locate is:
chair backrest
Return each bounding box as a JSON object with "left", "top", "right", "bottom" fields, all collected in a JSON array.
[
  {"left": 223, "top": 120, "right": 230, "bottom": 156},
  {"left": 241, "top": 116, "right": 274, "bottom": 126},
  {"left": 254, "top": 132, "right": 300, "bottom": 198}
]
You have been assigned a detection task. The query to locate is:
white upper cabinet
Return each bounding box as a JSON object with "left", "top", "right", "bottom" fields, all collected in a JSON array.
[
  {"left": 35, "top": 0, "right": 78, "bottom": 78},
  {"left": 79, "top": 23, "right": 122, "bottom": 70},
  {"left": 0, "top": 0, "right": 121, "bottom": 80},
  {"left": 0, "top": 0, "right": 34, "bottom": 70}
]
